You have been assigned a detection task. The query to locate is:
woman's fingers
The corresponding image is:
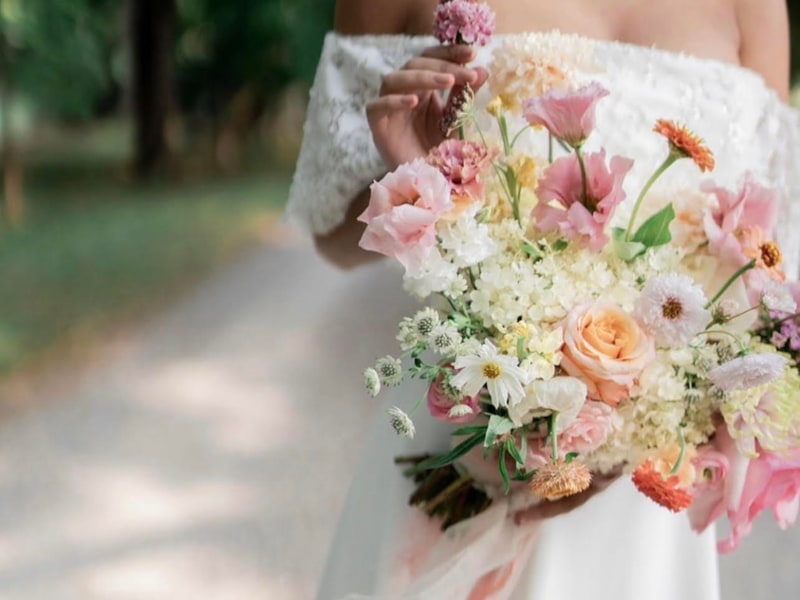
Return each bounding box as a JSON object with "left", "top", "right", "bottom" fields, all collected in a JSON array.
[
  {"left": 380, "top": 70, "right": 455, "bottom": 96},
  {"left": 419, "top": 44, "right": 476, "bottom": 63},
  {"left": 366, "top": 94, "right": 418, "bottom": 125}
]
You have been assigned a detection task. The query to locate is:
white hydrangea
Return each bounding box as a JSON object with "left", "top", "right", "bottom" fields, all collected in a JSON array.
[
  {"left": 438, "top": 208, "right": 498, "bottom": 267},
  {"left": 402, "top": 250, "right": 460, "bottom": 299}
]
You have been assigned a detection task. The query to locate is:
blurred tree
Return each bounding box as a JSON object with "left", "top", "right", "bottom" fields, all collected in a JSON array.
[{"left": 131, "top": 0, "right": 177, "bottom": 178}]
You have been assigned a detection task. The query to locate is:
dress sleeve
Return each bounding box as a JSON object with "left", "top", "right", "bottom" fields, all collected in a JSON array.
[{"left": 284, "top": 33, "right": 431, "bottom": 235}]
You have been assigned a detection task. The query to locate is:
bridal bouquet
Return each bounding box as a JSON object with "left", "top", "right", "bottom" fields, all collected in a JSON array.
[{"left": 360, "top": 1, "right": 800, "bottom": 553}]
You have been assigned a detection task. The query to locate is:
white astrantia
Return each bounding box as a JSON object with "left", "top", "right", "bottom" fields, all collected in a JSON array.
[
  {"left": 448, "top": 404, "right": 475, "bottom": 419},
  {"left": 507, "top": 376, "right": 588, "bottom": 429},
  {"left": 412, "top": 307, "right": 441, "bottom": 339},
  {"left": 760, "top": 280, "right": 797, "bottom": 313},
  {"left": 387, "top": 406, "right": 415, "bottom": 439},
  {"left": 363, "top": 368, "right": 381, "bottom": 398},
  {"left": 429, "top": 322, "right": 462, "bottom": 355},
  {"left": 396, "top": 318, "right": 420, "bottom": 352},
  {"left": 451, "top": 340, "right": 528, "bottom": 408},
  {"left": 375, "top": 356, "right": 403, "bottom": 387},
  {"left": 634, "top": 273, "right": 710, "bottom": 347},
  {"left": 708, "top": 352, "right": 788, "bottom": 392}
]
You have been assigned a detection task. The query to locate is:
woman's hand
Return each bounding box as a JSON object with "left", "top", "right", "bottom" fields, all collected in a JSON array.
[{"left": 366, "top": 44, "right": 489, "bottom": 171}]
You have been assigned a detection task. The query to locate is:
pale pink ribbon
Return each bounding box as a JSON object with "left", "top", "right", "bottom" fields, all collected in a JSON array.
[{"left": 343, "top": 498, "right": 542, "bottom": 600}]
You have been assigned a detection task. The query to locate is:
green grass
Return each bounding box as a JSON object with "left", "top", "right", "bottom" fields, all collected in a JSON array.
[{"left": 0, "top": 163, "right": 291, "bottom": 375}]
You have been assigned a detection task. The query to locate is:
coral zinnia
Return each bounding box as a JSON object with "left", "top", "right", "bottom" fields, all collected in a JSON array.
[
  {"left": 529, "top": 460, "right": 592, "bottom": 500},
  {"left": 653, "top": 119, "right": 715, "bottom": 172},
  {"left": 632, "top": 460, "right": 694, "bottom": 512}
]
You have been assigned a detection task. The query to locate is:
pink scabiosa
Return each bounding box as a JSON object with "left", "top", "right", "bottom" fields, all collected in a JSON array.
[
  {"left": 433, "top": 0, "right": 495, "bottom": 47},
  {"left": 358, "top": 159, "right": 453, "bottom": 275},
  {"left": 427, "top": 139, "right": 493, "bottom": 202},
  {"left": 533, "top": 149, "right": 633, "bottom": 252},
  {"left": 634, "top": 273, "right": 710, "bottom": 347},
  {"left": 451, "top": 340, "right": 528, "bottom": 408},
  {"left": 522, "top": 82, "right": 609, "bottom": 148},
  {"left": 426, "top": 373, "right": 480, "bottom": 424},
  {"left": 708, "top": 352, "right": 787, "bottom": 393}
]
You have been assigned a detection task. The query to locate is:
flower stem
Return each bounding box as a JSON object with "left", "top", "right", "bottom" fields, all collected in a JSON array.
[
  {"left": 499, "top": 115, "right": 511, "bottom": 156},
  {"left": 705, "top": 260, "right": 757, "bottom": 308},
  {"left": 624, "top": 155, "right": 678, "bottom": 242},
  {"left": 576, "top": 146, "right": 588, "bottom": 206},
  {"left": 548, "top": 133, "right": 554, "bottom": 164},
  {"left": 669, "top": 427, "right": 687, "bottom": 476},
  {"left": 549, "top": 413, "right": 559, "bottom": 463}
]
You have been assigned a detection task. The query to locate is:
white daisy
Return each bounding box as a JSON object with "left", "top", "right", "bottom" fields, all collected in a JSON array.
[
  {"left": 634, "top": 273, "right": 710, "bottom": 346},
  {"left": 363, "top": 368, "right": 381, "bottom": 397},
  {"left": 451, "top": 340, "right": 528, "bottom": 408},
  {"left": 387, "top": 406, "right": 415, "bottom": 439},
  {"left": 708, "top": 352, "right": 788, "bottom": 392},
  {"left": 375, "top": 356, "right": 403, "bottom": 386},
  {"left": 760, "top": 280, "right": 797, "bottom": 313}
]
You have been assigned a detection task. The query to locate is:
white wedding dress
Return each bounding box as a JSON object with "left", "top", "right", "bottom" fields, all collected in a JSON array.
[{"left": 285, "top": 31, "right": 800, "bottom": 600}]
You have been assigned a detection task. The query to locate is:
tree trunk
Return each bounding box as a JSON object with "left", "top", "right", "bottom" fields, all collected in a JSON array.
[
  {"left": 0, "top": 15, "right": 23, "bottom": 226},
  {"left": 130, "top": 0, "right": 176, "bottom": 179}
]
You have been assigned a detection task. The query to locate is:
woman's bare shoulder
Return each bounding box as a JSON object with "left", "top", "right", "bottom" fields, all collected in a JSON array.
[
  {"left": 735, "top": 0, "right": 790, "bottom": 100},
  {"left": 334, "top": 0, "right": 432, "bottom": 35}
]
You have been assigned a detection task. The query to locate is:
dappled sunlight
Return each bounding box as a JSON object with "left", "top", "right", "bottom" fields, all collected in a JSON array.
[{"left": 132, "top": 359, "right": 298, "bottom": 454}]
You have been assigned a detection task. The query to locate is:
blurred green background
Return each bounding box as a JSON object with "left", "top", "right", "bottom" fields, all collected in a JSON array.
[{"left": 0, "top": 0, "right": 798, "bottom": 379}]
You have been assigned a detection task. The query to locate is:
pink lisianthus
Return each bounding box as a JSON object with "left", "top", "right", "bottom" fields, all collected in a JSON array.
[
  {"left": 533, "top": 150, "right": 633, "bottom": 252},
  {"left": 433, "top": 0, "right": 495, "bottom": 46},
  {"left": 702, "top": 175, "right": 778, "bottom": 268},
  {"left": 427, "top": 139, "right": 493, "bottom": 203},
  {"left": 358, "top": 159, "right": 453, "bottom": 274},
  {"left": 688, "top": 423, "right": 800, "bottom": 552},
  {"left": 522, "top": 82, "right": 610, "bottom": 148},
  {"left": 426, "top": 373, "right": 481, "bottom": 424}
]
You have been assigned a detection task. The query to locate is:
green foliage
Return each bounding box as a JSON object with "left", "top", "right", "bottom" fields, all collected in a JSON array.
[{"left": 4, "top": 0, "right": 120, "bottom": 120}]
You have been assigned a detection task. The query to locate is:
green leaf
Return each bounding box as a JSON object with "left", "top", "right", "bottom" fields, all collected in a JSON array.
[
  {"left": 521, "top": 241, "right": 543, "bottom": 260},
  {"left": 505, "top": 438, "right": 525, "bottom": 466},
  {"left": 631, "top": 203, "right": 675, "bottom": 248},
  {"left": 611, "top": 226, "right": 646, "bottom": 261},
  {"left": 450, "top": 424, "right": 489, "bottom": 437},
  {"left": 565, "top": 451, "right": 580, "bottom": 463},
  {"left": 484, "top": 414, "right": 516, "bottom": 447},
  {"left": 512, "top": 470, "right": 537, "bottom": 482},
  {"left": 409, "top": 431, "right": 485, "bottom": 473},
  {"left": 498, "top": 446, "right": 510, "bottom": 493},
  {"left": 552, "top": 239, "right": 569, "bottom": 252}
]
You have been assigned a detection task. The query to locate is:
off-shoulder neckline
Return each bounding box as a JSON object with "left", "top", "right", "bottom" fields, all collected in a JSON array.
[{"left": 327, "top": 30, "right": 791, "bottom": 109}]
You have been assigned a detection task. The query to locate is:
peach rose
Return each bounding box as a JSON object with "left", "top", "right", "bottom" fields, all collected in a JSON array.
[{"left": 560, "top": 301, "right": 655, "bottom": 406}]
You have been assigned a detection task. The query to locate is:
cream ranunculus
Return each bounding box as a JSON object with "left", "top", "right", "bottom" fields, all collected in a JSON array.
[
  {"left": 560, "top": 301, "right": 655, "bottom": 406},
  {"left": 508, "top": 376, "right": 588, "bottom": 429}
]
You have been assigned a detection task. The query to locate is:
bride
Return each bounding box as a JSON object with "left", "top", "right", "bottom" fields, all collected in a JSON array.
[{"left": 285, "top": 0, "right": 798, "bottom": 598}]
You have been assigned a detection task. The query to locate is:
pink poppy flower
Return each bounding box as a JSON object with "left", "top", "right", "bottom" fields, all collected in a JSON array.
[
  {"left": 427, "top": 139, "right": 493, "bottom": 201},
  {"left": 688, "top": 423, "right": 800, "bottom": 552},
  {"left": 358, "top": 159, "right": 453, "bottom": 274},
  {"left": 522, "top": 82, "right": 610, "bottom": 147},
  {"left": 533, "top": 150, "right": 633, "bottom": 252},
  {"left": 426, "top": 373, "right": 481, "bottom": 424}
]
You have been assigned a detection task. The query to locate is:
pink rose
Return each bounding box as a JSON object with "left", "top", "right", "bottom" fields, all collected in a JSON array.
[
  {"left": 689, "top": 423, "right": 800, "bottom": 552},
  {"left": 426, "top": 374, "right": 481, "bottom": 424},
  {"left": 702, "top": 175, "right": 778, "bottom": 268},
  {"left": 358, "top": 159, "right": 453, "bottom": 274},
  {"left": 524, "top": 400, "right": 616, "bottom": 466},
  {"left": 427, "top": 139, "right": 492, "bottom": 202},
  {"left": 533, "top": 150, "right": 633, "bottom": 252},
  {"left": 560, "top": 301, "right": 655, "bottom": 406},
  {"left": 522, "top": 82, "right": 610, "bottom": 147}
]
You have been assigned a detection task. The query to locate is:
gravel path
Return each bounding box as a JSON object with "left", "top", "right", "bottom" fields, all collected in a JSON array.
[{"left": 0, "top": 225, "right": 796, "bottom": 599}]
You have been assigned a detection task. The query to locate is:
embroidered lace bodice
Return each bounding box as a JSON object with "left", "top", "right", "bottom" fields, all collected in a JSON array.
[{"left": 285, "top": 31, "right": 800, "bottom": 277}]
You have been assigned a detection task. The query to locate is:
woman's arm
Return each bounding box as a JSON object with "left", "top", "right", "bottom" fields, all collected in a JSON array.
[
  {"left": 314, "top": 0, "right": 485, "bottom": 269},
  {"left": 736, "top": 0, "right": 791, "bottom": 102}
]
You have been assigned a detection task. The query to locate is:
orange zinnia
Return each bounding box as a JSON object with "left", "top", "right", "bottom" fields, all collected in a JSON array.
[
  {"left": 632, "top": 459, "right": 694, "bottom": 512},
  {"left": 654, "top": 119, "right": 716, "bottom": 172}
]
